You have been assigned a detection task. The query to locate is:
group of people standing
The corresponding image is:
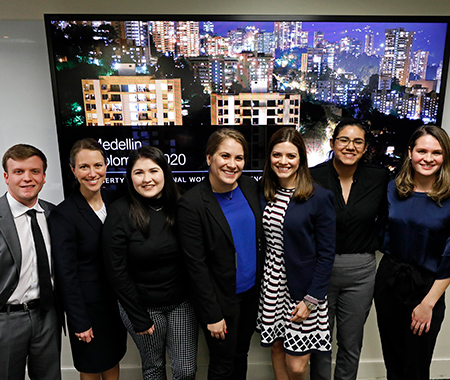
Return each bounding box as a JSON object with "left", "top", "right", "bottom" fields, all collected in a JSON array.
[{"left": 1, "top": 120, "right": 449, "bottom": 380}]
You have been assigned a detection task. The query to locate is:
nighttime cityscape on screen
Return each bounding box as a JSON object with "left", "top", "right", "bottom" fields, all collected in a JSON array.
[{"left": 48, "top": 18, "right": 449, "bottom": 171}]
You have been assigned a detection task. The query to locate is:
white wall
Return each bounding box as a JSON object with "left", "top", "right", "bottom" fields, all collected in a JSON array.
[{"left": 1, "top": 1, "right": 450, "bottom": 379}]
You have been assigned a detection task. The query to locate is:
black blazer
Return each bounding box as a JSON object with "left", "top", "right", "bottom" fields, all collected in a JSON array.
[
  {"left": 48, "top": 188, "right": 114, "bottom": 333},
  {"left": 177, "top": 175, "right": 265, "bottom": 325},
  {"left": 0, "top": 194, "right": 54, "bottom": 308}
]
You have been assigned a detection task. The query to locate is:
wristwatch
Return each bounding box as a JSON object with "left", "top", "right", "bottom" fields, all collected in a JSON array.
[{"left": 303, "top": 299, "right": 318, "bottom": 311}]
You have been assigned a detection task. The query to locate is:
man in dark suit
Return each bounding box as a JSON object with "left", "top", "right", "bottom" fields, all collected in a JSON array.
[{"left": 0, "top": 144, "right": 61, "bottom": 380}]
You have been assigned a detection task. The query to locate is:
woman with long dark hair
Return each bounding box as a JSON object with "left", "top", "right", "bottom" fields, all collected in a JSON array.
[
  {"left": 49, "top": 138, "right": 127, "bottom": 380},
  {"left": 309, "top": 119, "right": 389, "bottom": 380},
  {"left": 257, "top": 127, "right": 336, "bottom": 380},
  {"left": 374, "top": 125, "right": 450, "bottom": 380},
  {"left": 103, "top": 146, "right": 198, "bottom": 380}
]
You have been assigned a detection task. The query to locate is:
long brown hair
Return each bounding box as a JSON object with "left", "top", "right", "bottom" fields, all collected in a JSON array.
[
  {"left": 396, "top": 125, "right": 450, "bottom": 205},
  {"left": 262, "top": 127, "right": 314, "bottom": 202}
]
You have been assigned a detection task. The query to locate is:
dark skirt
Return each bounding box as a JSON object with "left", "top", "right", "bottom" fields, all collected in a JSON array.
[{"left": 68, "top": 299, "right": 127, "bottom": 373}]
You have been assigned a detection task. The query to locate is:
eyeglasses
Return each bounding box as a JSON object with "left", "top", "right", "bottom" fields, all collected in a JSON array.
[{"left": 335, "top": 137, "right": 366, "bottom": 149}]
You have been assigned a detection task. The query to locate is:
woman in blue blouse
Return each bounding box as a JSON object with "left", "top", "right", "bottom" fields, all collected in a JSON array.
[
  {"left": 178, "top": 128, "right": 265, "bottom": 380},
  {"left": 257, "top": 127, "right": 336, "bottom": 380},
  {"left": 374, "top": 125, "right": 450, "bottom": 380}
]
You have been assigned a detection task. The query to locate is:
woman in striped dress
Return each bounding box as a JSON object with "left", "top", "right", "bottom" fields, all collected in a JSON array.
[{"left": 257, "top": 127, "right": 336, "bottom": 380}]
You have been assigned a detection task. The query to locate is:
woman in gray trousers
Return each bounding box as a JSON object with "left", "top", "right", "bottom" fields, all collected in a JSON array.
[{"left": 309, "top": 119, "right": 389, "bottom": 380}]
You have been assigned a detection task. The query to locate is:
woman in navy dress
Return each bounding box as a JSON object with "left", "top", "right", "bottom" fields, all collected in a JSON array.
[
  {"left": 257, "top": 127, "right": 336, "bottom": 380},
  {"left": 374, "top": 125, "right": 450, "bottom": 380},
  {"left": 49, "top": 138, "right": 127, "bottom": 380}
]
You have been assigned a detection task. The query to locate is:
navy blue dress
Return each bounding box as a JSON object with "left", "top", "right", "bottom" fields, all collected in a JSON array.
[
  {"left": 382, "top": 180, "right": 450, "bottom": 279},
  {"left": 374, "top": 180, "right": 450, "bottom": 380}
]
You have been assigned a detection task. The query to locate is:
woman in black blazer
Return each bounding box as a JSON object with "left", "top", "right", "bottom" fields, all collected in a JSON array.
[
  {"left": 49, "top": 138, "right": 126, "bottom": 380},
  {"left": 178, "top": 128, "right": 265, "bottom": 380}
]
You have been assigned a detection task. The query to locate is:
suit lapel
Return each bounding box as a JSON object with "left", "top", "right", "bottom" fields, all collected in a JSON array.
[
  {"left": 38, "top": 199, "right": 53, "bottom": 217},
  {"left": 239, "top": 177, "right": 260, "bottom": 220},
  {"left": 0, "top": 194, "right": 22, "bottom": 272},
  {"left": 71, "top": 190, "right": 102, "bottom": 234},
  {"left": 200, "top": 179, "right": 235, "bottom": 246}
]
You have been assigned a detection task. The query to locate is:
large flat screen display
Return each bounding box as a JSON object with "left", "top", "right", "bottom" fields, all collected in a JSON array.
[{"left": 44, "top": 15, "right": 450, "bottom": 195}]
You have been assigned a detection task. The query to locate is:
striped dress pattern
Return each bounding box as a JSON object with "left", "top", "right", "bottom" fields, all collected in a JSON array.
[{"left": 256, "top": 187, "right": 331, "bottom": 355}]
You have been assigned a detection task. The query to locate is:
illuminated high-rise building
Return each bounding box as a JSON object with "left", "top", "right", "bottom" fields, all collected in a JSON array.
[
  {"left": 314, "top": 31, "right": 325, "bottom": 48},
  {"left": 364, "top": 33, "right": 374, "bottom": 56},
  {"left": 436, "top": 60, "right": 443, "bottom": 91},
  {"left": 150, "top": 21, "right": 176, "bottom": 55},
  {"left": 372, "top": 89, "right": 418, "bottom": 119},
  {"left": 437, "top": 61, "right": 443, "bottom": 81},
  {"left": 256, "top": 32, "right": 275, "bottom": 55},
  {"left": 81, "top": 76, "right": 182, "bottom": 126},
  {"left": 379, "top": 28, "right": 414, "bottom": 87},
  {"left": 228, "top": 28, "right": 246, "bottom": 55},
  {"left": 187, "top": 56, "right": 237, "bottom": 94},
  {"left": 177, "top": 21, "right": 200, "bottom": 57},
  {"left": 124, "top": 21, "right": 148, "bottom": 46},
  {"left": 211, "top": 57, "right": 238, "bottom": 93},
  {"left": 244, "top": 27, "right": 258, "bottom": 52},
  {"left": 306, "top": 45, "right": 335, "bottom": 76},
  {"left": 203, "top": 35, "right": 229, "bottom": 56},
  {"left": 317, "top": 77, "right": 362, "bottom": 105},
  {"left": 300, "top": 53, "right": 309, "bottom": 72},
  {"left": 236, "top": 53, "right": 275, "bottom": 92},
  {"left": 324, "top": 43, "right": 336, "bottom": 71},
  {"left": 274, "top": 22, "right": 291, "bottom": 51},
  {"left": 273, "top": 22, "right": 305, "bottom": 51},
  {"left": 204, "top": 21, "right": 214, "bottom": 34},
  {"left": 211, "top": 93, "right": 301, "bottom": 128},
  {"left": 111, "top": 44, "right": 149, "bottom": 66},
  {"left": 186, "top": 57, "right": 212, "bottom": 92},
  {"left": 410, "top": 50, "right": 429, "bottom": 80},
  {"left": 299, "top": 30, "right": 309, "bottom": 48},
  {"left": 111, "top": 21, "right": 126, "bottom": 42},
  {"left": 339, "top": 36, "right": 362, "bottom": 56},
  {"left": 421, "top": 91, "right": 439, "bottom": 122}
]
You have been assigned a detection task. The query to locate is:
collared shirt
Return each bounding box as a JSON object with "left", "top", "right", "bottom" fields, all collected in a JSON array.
[
  {"left": 310, "top": 160, "right": 389, "bottom": 255},
  {"left": 6, "top": 192, "right": 53, "bottom": 304}
]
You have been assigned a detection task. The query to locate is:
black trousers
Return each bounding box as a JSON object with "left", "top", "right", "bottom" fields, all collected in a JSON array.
[
  {"left": 374, "top": 255, "right": 446, "bottom": 380},
  {"left": 202, "top": 286, "right": 258, "bottom": 380}
]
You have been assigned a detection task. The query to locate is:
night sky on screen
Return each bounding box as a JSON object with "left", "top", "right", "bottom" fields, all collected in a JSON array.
[{"left": 205, "top": 21, "right": 448, "bottom": 65}]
